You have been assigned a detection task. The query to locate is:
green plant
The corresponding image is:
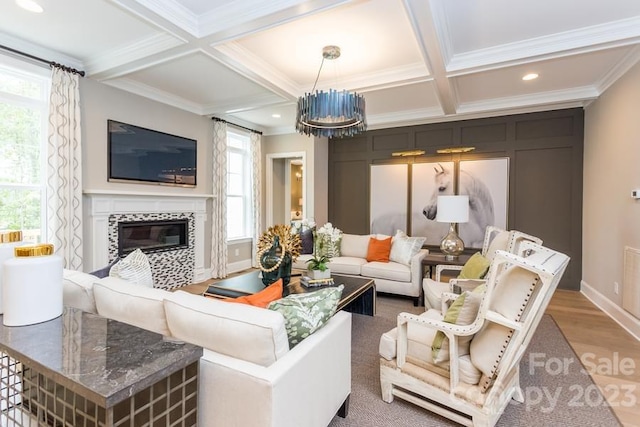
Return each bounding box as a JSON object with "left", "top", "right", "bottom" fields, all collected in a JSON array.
[{"left": 305, "top": 254, "right": 329, "bottom": 271}]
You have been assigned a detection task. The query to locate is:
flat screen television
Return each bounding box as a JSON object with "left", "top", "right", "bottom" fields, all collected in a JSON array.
[{"left": 108, "top": 120, "right": 197, "bottom": 187}]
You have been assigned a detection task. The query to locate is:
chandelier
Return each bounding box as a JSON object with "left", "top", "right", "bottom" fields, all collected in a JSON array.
[{"left": 296, "top": 45, "right": 367, "bottom": 138}]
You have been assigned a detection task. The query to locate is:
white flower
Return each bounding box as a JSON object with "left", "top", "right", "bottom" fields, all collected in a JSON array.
[{"left": 317, "top": 222, "right": 342, "bottom": 240}]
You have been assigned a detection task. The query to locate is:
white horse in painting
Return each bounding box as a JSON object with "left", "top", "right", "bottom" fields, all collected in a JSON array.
[{"left": 422, "top": 164, "right": 494, "bottom": 248}]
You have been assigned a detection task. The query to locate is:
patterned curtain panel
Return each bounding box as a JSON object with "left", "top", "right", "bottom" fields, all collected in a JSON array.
[
  {"left": 211, "top": 121, "right": 228, "bottom": 278},
  {"left": 250, "top": 132, "right": 262, "bottom": 268},
  {"left": 47, "top": 67, "right": 83, "bottom": 270}
]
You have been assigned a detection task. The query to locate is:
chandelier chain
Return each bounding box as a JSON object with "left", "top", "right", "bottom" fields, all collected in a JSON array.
[{"left": 311, "top": 57, "right": 326, "bottom": 93}]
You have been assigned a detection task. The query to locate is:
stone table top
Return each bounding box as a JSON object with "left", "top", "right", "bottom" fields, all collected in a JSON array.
[{"left": 0, "top": 307, "right": 202, "bottom": 407}]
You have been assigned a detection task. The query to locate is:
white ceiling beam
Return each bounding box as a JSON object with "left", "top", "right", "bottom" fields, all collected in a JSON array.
[{"left": 403, "top": 0, "right": 457, "bottom": 115}]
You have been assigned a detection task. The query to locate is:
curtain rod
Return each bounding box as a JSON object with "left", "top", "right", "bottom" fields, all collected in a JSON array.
[
  {"left": 212, "top": 117, "right": 262, "bottom": 135},
  {"left": 0, "top": 44, "right": 85, "bottom": 77}
]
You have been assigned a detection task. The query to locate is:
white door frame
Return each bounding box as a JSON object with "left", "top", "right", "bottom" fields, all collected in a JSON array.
[{"left": 266, "top": 151, "right": 306, "bottom": 227}]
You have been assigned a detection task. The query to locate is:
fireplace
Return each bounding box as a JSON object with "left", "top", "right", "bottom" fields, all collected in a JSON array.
[{"left": 118, "top": 219, "right": 188, "bottom": 256}]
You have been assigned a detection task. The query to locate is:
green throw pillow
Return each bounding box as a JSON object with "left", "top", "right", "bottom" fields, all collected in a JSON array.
[
  {"left": 431, "top": 284, "right": 485, "bottom": 364},
  {"left": 458, "top": 252, "right": 491, "bottom": 279},
  {"left": 315, "top": 233, "right": 341, "bottom": 258},
  {"left": 267, "top": 285, "right": 344, "bottom": 348}
]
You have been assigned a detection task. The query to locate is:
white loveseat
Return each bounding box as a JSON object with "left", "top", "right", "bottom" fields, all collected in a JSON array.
[
  {"left": 293, "top": 233, "right": 428, "bottom": 305},
  {"left": 62, "top": 270, "right": 352, "bottom": 427}
]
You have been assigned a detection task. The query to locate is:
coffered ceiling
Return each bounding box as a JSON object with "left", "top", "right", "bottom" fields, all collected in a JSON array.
[{"left": 1, "top": 0, "right": 639, "bottom": 135}]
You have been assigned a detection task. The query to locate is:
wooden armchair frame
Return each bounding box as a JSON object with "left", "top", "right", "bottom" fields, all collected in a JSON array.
[{"left": 381, "top": 242, "right": 570, "bottom": 427}]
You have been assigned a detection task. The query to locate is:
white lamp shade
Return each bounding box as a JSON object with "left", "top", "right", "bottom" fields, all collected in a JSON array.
[{"left": 436, "top": 195, "right": 469, "bottom": 223}]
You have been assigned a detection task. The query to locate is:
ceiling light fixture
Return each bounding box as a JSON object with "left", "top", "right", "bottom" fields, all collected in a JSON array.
[
  {"left": 16, "top": 0, "right": 43, "bottom": 13},
  {"left": 522, "top": 73, "right": 539, "bottom": 81},
  {"left": 296, "top": 45, "right": 366, "bottom": 138},
  {"left": 271, "top": 113, "right": 281, "bottom": 118}
]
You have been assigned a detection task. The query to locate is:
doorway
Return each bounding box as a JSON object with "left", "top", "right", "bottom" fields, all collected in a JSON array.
[{"left": 266, "top": 152, "right": 306, "bottom": 227}]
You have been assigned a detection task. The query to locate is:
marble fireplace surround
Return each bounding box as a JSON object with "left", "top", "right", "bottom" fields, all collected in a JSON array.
[{"left": 84, "top": 191, "right": 211, "bottom": 288}]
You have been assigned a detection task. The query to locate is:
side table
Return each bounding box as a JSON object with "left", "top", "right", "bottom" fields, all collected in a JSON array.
[
  {"left": 421, "top": 252, "right": 472, "bottom": 278},
  {"left": 419, "top": 252, "right": 472, "bottom": 306}
]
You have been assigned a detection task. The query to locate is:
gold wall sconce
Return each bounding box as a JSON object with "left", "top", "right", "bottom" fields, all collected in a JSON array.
[
  {"left": 391, "top": 150, "right": 426, "bottom": 157},
  {"left": 436, "top": 146, "right": 476, "bottom": 154}
]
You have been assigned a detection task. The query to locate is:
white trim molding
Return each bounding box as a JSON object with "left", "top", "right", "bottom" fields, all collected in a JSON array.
[
  {"left": 581, "top": 280, "right": 640, "bottom": 341},
  {"left": 83, "top": 192, "right": 211, "bottom": 282},
  {"left": 226, "top": 259, "right": 253, "bottom": 275}
]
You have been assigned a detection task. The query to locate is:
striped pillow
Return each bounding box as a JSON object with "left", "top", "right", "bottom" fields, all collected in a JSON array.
[{"left": 109, "top": 249, "right": 154, "bottom": 287}]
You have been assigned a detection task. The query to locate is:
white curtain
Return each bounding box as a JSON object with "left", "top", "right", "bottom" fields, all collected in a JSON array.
[
  {"left": 211, "top": 120, "right": 228, "bottom": 278},
  {"left": 250, "top": 132, "right": 262, "bottom": 268},
  {"left": 47, "top": 67, "right": 83, "bottom": 270}
]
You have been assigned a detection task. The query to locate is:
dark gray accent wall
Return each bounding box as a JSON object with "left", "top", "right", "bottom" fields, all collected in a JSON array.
[{"left": 328, "top": 108, "right": 583, "bottom": 290}]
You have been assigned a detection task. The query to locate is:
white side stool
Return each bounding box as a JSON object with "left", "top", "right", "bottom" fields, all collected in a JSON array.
[
  {"left": 2, "top": 243, "right": 63, "bottom": 326},
  {"left": 0, "top": 231, "right": 23, "bottom": 315}
]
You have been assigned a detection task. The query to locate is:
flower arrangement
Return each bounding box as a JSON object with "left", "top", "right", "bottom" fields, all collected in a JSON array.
[{"left": 290, "top": 218, "right": 316, "bottom": 235}]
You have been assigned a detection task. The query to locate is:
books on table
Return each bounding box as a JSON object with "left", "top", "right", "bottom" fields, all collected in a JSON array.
[{"left": 300, "top": 276, "right": 335, "bottom": 287}]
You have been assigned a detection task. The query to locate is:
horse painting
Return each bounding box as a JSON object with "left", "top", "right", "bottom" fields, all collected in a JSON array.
[{"left": 421, "top": 163, "right": 495, "bottom": 248}]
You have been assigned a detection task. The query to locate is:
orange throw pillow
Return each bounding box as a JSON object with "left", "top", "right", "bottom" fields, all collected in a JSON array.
[
  {"left": 225, "top": 279, "right": 283, "bottom": 308},
  {"left": 366, "top": 236, "right": 392, "bottom": 262}
]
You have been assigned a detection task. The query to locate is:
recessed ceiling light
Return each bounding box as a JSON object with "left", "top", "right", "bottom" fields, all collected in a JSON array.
[
  {"left": 522, "top": 73, "right": 539, "bottom": 81},
  {"left": 16, "top": 0, "right": 43, "bottom": 13},
  {"left": 271, "top": 114, "right": 281, "bottom": 118}
]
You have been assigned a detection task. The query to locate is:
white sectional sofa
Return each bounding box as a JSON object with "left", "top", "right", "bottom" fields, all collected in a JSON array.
[
  {"left": 293, "top": 233, "right": 428, "bottom": 305},
  {"left": 62, "top": 270, "right": 351, "bottom": 427}
]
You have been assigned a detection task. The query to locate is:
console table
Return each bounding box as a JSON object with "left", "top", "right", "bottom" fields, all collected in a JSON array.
[{"left": 0, "top": 308, "right": 202, "bottom": 426}]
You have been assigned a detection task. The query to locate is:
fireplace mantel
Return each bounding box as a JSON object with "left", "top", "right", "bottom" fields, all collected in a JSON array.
[{"left": 83, "top": 191, "right": 212, "bottom": 283}]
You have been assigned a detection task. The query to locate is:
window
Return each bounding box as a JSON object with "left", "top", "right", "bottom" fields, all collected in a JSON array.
[
  {"left": 226, "top": 130, "right": 251, "bottom": 240},
  {"left": 0, "top": 58, "right": 49, "bottom": 243}
]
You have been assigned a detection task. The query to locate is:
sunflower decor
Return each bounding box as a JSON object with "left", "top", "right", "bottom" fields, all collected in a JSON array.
[{"left": 257, "top": 224, "right": 301, "bottom": 286}]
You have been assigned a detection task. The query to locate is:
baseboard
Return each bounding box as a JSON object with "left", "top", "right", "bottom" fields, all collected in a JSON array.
[
  {"left": 193, "top": 268, "right": 208, "bottom": 283},
  {"left": 580, "top": 280, "right": 640, "bottom": 341},
  {"left": 227, "top": 259, "right": 253, "bottom": 274}
]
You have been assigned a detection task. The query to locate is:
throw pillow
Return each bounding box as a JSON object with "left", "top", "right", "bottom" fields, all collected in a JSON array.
[
  {"left": 89, "top": 257, "right": 121, "bottom": 279},
  {"left": 267, "top": 284, "right": 344, "bottom": 347},
  {"left": 224, "top": 279, "right": 283, "bottom": 308},
  {"left": 366, "top": 236, "right": 392, "bottom": 262},
  {"left": 315, "top": 233, "right": 341, "bottom": 258},
  {"left": 389, "top": 230, "right": 426, "bottom": 266},
  {"left": 300, "top": 228, "right": 314, "bottom": 255},
  {"left": 431, "top": 285, "right": 485, "bottom": 364},
  {"left": 457, "top": 252, "right": 491, "bottom": 279},
  {"left": 108, "top": 248, "right": 154, "bottom": 287}
]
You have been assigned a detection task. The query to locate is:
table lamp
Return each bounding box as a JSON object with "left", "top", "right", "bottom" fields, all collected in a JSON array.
[{"left": 436, "top": 195, "right": 469, "bottom": 260}]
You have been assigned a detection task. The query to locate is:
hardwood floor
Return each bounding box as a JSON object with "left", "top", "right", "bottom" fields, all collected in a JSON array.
[
  {"left": 181, "top": 274, "right": 639, "bottom": 426},
  {"left": 547, "top": 290, "right": 640, "bottom": 427}
]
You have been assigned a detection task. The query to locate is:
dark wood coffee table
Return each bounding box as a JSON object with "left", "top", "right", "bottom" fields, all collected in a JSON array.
[{"left": 204, "top": 270, "right": 376, "bottom": 316}]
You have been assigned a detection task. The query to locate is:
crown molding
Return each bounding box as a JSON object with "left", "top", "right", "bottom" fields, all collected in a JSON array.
[
  {"left": 104, "top": 77, "right": 204, "bottom": 115},
  {"left": 202, "top": 92, "right": 286, "bottom": 116},
  {"left": 0, "top": 31, "right": 84, "bottom": 71},
  {"left": 209, "top": 43, "right": 299, "bottom": 100},
  {"left": 84, "top": 33, "right": 185, "bottom": 77},
  {"left": 448, "top": 16, "right": 640, "bottom": 75},
  {"left": 320, "top": 63, "right": 430, "bottom": 93},
  {"left": 124, "top": 0, "right": 199, "bottom": 36},
  {"left": 456, "top": 86, "right": 597, "bottom": 116},
  {"left": 199, "top": 0, "right": 349, "bottom": 41},
  {"left": 596, "top": 45, "right": 640, "bottom": 94}
]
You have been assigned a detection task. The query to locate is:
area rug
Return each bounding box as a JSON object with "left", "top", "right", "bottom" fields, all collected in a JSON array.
[{"left": 328, "top": 295, "right": 621, "bottom": 427}]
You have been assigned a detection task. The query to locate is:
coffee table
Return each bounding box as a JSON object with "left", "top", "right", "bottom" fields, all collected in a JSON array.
[{"left": 204, "top": 270, "right": 376, "bottom": 316}]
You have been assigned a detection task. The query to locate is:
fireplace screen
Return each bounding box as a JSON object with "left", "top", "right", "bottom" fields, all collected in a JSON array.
[{"left": 118, "top": 219, "right": 188, "bottom": 256}]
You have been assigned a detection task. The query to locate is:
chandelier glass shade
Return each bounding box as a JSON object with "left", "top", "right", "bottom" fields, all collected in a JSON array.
[{"left": 296, "top": 46, "right": 367, "bottom": 138}]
